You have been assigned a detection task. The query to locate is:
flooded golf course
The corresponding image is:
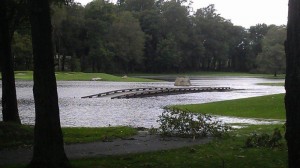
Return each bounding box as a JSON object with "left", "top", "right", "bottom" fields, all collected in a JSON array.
[{"left": 0, "top": 77, "right": 285, "bottom": 127}]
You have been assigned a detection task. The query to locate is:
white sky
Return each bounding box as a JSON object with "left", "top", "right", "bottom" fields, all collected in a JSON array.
[{"left": 75, "top": 0, "right": 288, "bottom": 28}]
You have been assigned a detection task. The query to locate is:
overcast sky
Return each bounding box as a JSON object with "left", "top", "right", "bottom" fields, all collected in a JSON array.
[{"left": 75, "top": 0, "right": 288, "bottom": 28}]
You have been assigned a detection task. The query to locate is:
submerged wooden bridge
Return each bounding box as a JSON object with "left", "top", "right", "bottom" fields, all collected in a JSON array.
[{"left": 81, "top": 87, "right": 232, "bottom": 99}]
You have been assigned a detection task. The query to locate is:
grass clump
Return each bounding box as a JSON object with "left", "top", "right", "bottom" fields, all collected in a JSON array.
[
  {"left": 245, "top": 128, "right": 283, "bottom": 148},
  {"left": 173, "top": 94, "right": 285, "bottom": 120}
]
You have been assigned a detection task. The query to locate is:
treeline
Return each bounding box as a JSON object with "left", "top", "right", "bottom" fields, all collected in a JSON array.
[{"left": 12, "top": 0, "right": 286, "bottom": 75}]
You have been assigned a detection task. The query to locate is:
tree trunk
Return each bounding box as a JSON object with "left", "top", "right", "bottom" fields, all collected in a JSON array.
[
  {"left": 285, "top": 0, "right": 300, "bottom": 167},
  {"left": 28, "top": 0, "right": 70, "bottom": 167},
  {"left": 61, "top": 54, "right": 66, "bottom": 71},
  {"left": 0, "top": 0, "right": 21, "bottom": 124}
]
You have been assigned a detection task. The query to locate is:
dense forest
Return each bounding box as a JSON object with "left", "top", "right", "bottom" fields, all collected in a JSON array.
[{"left": 12, "top": 0, "right": 286, "bottom": 75}]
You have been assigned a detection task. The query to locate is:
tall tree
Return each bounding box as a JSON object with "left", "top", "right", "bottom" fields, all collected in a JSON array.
[
  {"left": 285, "top": 0, "right": 300, "bottom": 167},
  {"left": 194, "top": 5, "right": 231, "bottom": 71},
  {"left": 52, "top": 2, "right": 85, "bottom": 72},
  {"left": 156, "top": 34, "right": 181, "bottom": 72},
  {"left": 256, "top": 25, "right": 286, "bottom": 76},
  {"left": 0, "top": 0, "right": 21, "bottom": 124},
  {"left": 138, "top": 8, "right": 163, "bottom": 72},
  {"left": 28, "top": 0, "right": 70, "bottom": 167},
  {"left": 12, "top": 32, "right": 33, "bottom": 70},
  {"left": 124, "top": 0, "right": 155, "bottom": 12},
  {"left": 84, "top": 0, "right": 116, "bottom": 72},
  {"left": 159, "top": 0, "right": 190, "bottom": 72},
  {"left": 227, "top": 26, "right": 249, "bottom": 72},
  {"left": 246, "top": 24, "right": 269, "bottom": 71},
  {"left": 107, "top": 11, "right": 145, "bottom": 73}
]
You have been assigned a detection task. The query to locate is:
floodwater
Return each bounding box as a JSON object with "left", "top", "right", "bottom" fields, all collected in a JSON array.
[{"left": 0, "top": 77, "right": 285, "bottom": 128}]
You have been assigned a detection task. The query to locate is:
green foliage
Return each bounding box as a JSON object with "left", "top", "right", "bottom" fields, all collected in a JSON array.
[
  {"left": 83, "top": 0, "right": 117, "bottom": 72},
  {"left": 174, "top": 94, "right": 285, "bottom": 119},
  {"left": 194, "top": 4, "right": 233, "bottom": 71},
  {"left": 156, "top": 35, "right": 181, "bottom": 72},
  {"left": 124, "top": 0, "right": 155, "bottom": 12},
  {"left": 157, "top": 108, "right": 231, "bottom": 138},
  {"left": 245, "top": 128, "right": 283, "bottom": 148},
  {"left": 70, "top": 57, "right": 81, "bottom": 72},
  {"left": 246, "top": 24, "right": 270, "bottom": 72},
  {"left": 12, "top": 32, "right": 33, "bottom": 70},
  {"left": 107, "top": 11, "right": 145, "bottom": 73},
  {"left": 9, "top": 0, "right": 288, "bottom": 74},
  {"left": 256, "top": 25, "right": 286, "bottom": 76},
  {"left": 148, "top": 126, "right": 158, "bottom": 135}
]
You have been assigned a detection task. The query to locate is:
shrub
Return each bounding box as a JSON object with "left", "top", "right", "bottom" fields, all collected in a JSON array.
[
  {"left": 157, "top": 108, "right": 231, "bottom": 138},
  {"left": 245, "top": 128, "right": 283, "bottom": 148}
]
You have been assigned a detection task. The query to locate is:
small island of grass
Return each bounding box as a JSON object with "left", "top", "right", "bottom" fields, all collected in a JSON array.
[{"left": 172, "top": 94, "right": 285, "bottom": 120}]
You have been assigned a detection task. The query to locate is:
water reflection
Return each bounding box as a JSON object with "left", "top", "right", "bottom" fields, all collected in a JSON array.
[{"left": 0, "top": 77, "right": 284, "bottom": 127}]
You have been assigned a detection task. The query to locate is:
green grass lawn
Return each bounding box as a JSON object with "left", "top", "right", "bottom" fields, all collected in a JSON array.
[
  {"left": 1, "top": 71, "right": 285, "bottom": 81},
  {"left": 257, "top": 83, "right": 285, "bottom": 86},
  {"left": 4, "top": 124, "right": 287, "bottom": 168},
  {"left": 173, "top": 94, "right": 285, "bottom": 120},
  {"left": 62, "top": 126, "right": 137, "bottom": 144},
  {"left": 70, "top": 124, "right": 287, "bottom": 168},
  {"left": 1, "top": 94, "right": 288, "bottom": 168},
  {"left": 11, "top": 71, "right": 160, "bottom": 82},
  {"left": 0, "top": 122, "right": 137, "bottom": 149}
]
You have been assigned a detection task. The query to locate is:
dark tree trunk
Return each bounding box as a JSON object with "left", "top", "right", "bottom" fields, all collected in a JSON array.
[
  {"left": 61, "top": 54, "right": 66, "bottom": 71},
  {"left": 28, "top": 0, "right": 70, "bottom": 167},
  {"left": 285, "top": 0, "right": 300, "bottom": 167},
  {"left": 0, "top": 0, "right": 21, "bottom": 124}
]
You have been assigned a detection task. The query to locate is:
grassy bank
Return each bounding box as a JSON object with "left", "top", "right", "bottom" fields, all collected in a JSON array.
[
  {"left": 131, "top": 72, "right": 285, "bottom": 78},
  {"left": 173, "top": 94, "right": 285, "bottom": 120},
  {"left": 4, "top": 125, "right": 287, "bottom": 168},
  {"left": 257, "top": 83, "right": 285, "bottom": 86},
  {"left": 0, "top": 122, "right": 137, "bottom": 149},
  {"left": 12, "top": 71, "right": 159, "bottom": 82},
  {"left": 1, "top": 71, "right": 285, "bottom": 81},
  {"left": 70, "top": 124, "right": 287, "bottom": 168},
  {"left": 62, "top": 126, "right": 137, "bottom": 144}
]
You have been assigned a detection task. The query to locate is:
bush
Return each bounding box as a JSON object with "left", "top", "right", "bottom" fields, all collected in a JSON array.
[
  {"left": 245, "top": 128, "right": 283, "bottom": 148},
  {"left": 157, "top": 108, "right": 231, "bottom": 138}
]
